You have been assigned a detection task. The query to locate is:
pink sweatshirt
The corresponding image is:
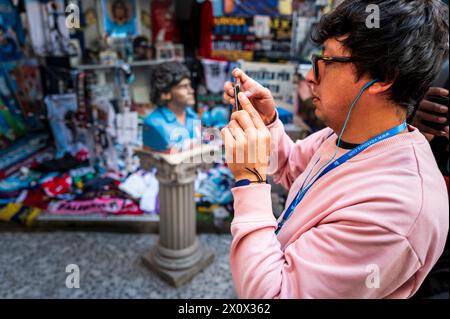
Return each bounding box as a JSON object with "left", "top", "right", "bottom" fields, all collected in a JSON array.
[{"left": 230, "top": 119, "right": 449, "bottom": 299}]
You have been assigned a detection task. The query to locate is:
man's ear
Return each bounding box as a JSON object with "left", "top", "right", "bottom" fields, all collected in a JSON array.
[
  {"left": 161, "top": 92, "right": 172, "bottom": 102},
  {"left": 367, "top": 80, "right": 394, "bottom": 95}
]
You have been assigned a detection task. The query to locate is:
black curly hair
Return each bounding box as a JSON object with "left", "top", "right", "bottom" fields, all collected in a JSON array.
[
  {"left": 112, "top": 0, "right": 128, "bottom": 18},
  {"left": 150, "top": 62, "right": 191, "bottom": 106},
  {"left": 312, "top": 0, "right": 449, "bottom": 116}
]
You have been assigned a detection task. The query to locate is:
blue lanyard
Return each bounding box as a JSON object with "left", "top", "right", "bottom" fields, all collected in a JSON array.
[{"left": 275, "top": 122, "right": 408, "bottom": 234}]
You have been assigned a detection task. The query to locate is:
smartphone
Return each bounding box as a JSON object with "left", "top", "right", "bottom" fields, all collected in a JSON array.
[
  {"left": 421, "top": 95, "right": 449, "bottom": 131},
  {"left": 234, "top": 83, "right": 242, "bottom": 111}
]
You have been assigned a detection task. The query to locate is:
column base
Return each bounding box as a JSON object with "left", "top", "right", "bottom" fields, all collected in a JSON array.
[{"left": 142, "top": 246, "right": 215, "bottom": 288}]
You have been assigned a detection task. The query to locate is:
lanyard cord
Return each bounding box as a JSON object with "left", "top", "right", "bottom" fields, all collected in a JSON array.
[{"left": 298, "top": 80, "right": 379, "bottom": 195}]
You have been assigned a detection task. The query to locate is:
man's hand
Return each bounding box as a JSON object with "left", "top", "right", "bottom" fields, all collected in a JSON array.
[
  {"left": 413, "top": 87, "right": 449, "bottom": 139},
  {"left": 224, "top": 68, "right": 277, "bottom": 126},
  {"left": 221, "top": 93, "right": 271, "bottom": 181}
]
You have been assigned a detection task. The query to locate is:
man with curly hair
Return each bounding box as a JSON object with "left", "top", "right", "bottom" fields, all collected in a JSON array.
[{"left": 222, "top": 0, "right": 449, "bottom": 298}]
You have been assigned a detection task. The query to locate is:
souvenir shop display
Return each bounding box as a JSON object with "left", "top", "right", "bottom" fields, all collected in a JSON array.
[
  {"left": 212, "top": 0, "right": 331, "bottom": 63},
  {"left": 0, "top": 0, "right": 335, "bottom": 231}
]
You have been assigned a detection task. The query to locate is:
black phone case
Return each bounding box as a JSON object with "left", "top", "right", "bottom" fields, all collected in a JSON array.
[{"left": 234, "top": 84, "right": 242, "bottom": 111}]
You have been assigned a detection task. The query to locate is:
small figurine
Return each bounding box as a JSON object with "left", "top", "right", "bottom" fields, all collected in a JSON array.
[{"left": 133, "top": 36, "right": 152, "bottom": 61}]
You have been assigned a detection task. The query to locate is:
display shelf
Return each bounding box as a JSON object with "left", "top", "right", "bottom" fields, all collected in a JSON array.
[
  {"left": 38, "top": 213, "right": 159, "bottom": 223},
  {"left": 76, "top": 59, "right": 179, "bottom": 71}
]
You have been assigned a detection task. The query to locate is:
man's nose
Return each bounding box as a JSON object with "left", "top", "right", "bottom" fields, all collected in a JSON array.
[{"left": 305, "top": 68, "right": 317, "bottom": 85}]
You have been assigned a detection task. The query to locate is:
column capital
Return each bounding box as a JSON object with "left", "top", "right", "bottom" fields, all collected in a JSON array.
[{"left": 135, "top": 145, "right": 220, "bottom": 184}]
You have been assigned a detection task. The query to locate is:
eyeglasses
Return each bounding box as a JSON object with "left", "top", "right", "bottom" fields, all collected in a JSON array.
[{"left": 311, "top": 54, "right": 354, "bottom": 82}]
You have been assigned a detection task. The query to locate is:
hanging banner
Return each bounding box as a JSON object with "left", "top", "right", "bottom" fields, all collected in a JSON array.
[{"left": 224, "top": 0, "right": 280, "bottom": 17}]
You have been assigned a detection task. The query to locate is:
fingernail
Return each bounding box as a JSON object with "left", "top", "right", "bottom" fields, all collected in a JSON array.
[
  {"left": 440, "top": 106, "right": 448, "bottom": 112},
  {"left": 439, "top": 117, "right": 447, "bottom": 123},
  {"left": 244, "top": 91, "right": 252, "bottom": 97}
]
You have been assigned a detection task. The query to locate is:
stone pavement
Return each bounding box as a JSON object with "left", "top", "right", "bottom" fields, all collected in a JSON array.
[{"left": 0, "top": 231, "right": 236, "bottom": 299}]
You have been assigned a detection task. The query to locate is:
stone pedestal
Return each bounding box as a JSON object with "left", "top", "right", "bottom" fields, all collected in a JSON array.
[{"left": 135, "top": 145, "right": 220, "bottom": 287}]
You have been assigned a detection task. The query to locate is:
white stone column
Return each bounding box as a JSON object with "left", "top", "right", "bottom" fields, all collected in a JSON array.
[{"left": 135, "top": 145, "right": 219, "bottom": 287}]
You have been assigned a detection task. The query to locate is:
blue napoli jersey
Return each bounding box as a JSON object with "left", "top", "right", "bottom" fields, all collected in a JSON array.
[{"left": 143, "top": 106, "right": 200, "bottom": 152}]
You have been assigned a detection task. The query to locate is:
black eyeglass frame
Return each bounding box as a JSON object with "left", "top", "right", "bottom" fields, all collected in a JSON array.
[{"left": 311, "top": 54, "right": 355, "bottom": 82}]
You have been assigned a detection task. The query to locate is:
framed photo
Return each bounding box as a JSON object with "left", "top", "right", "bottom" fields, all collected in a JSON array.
[
  {"left": 155, "top": 43, "right": 175, "bottom": 60},
  {"left": 173, "top": 44, "right": 184, "bottom": 61},
  {"left": 101, "top": 0, "right": 137, "bottom": 38}
]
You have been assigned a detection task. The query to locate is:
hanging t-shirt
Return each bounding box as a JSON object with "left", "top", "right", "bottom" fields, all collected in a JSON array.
[
  {"left": 199, "top": 0, "right": 214, "bottom": 58},
  {"left": 201, "top": 59, "right": 229, "bottom": 94},
  {"left": 151, "top": 0, "right": 179, "bottom": 43},
  {"left": 116, "top": 110, "right": 138, "bottom": 144},
  {"left": 25, "top": 0, "right": 70, "bottom": 56}
]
